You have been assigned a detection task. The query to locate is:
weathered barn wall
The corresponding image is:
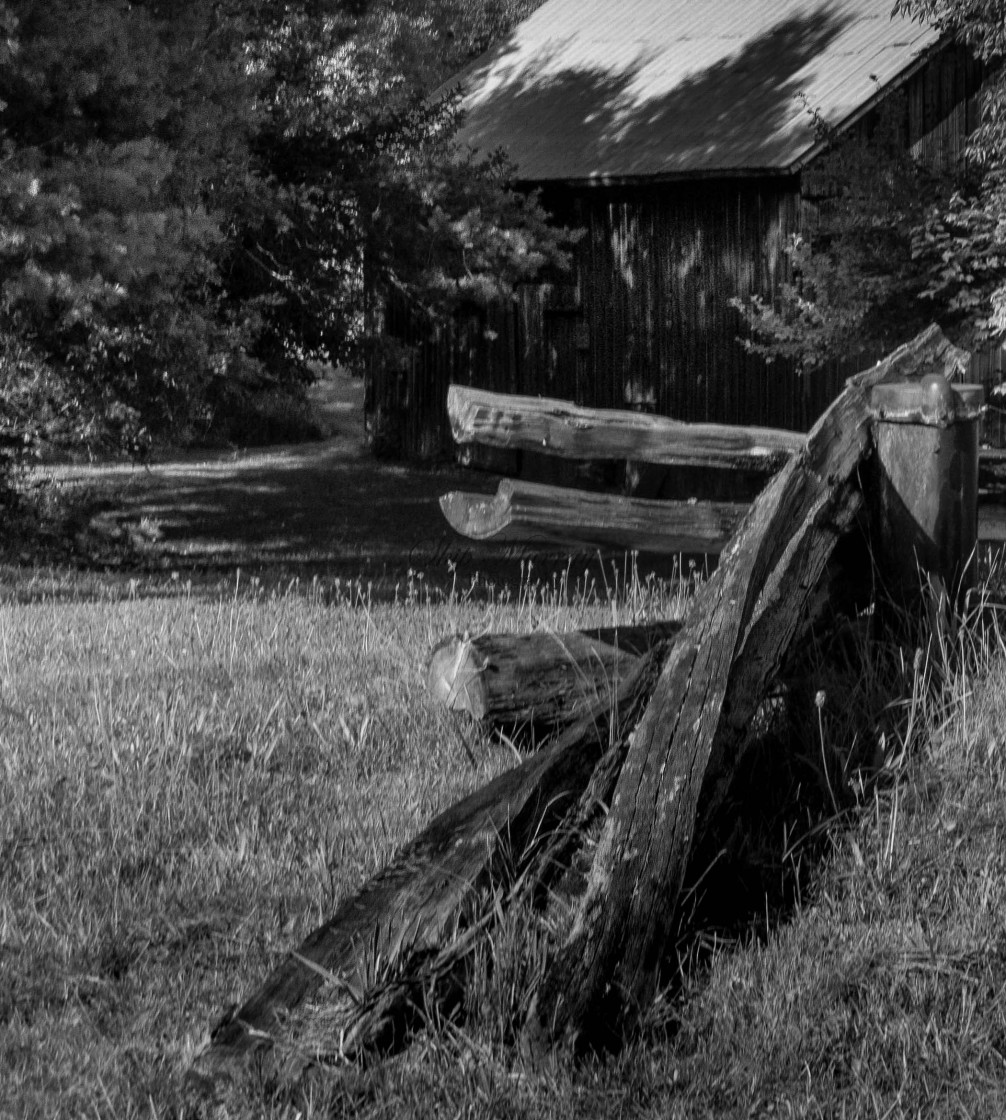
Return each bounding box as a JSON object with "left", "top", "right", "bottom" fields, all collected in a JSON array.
[
  {"left": 368, "top": 177, "right": 837, "bottom": 459},
  {"left": 906, "top": 43, "right": 985, "bottom": 170},
  {"left": 545, "top": 178, "right": 816, "bottom": 429},
  {"left": 367, "top": 42, "right": 997, "bottom": 461}
]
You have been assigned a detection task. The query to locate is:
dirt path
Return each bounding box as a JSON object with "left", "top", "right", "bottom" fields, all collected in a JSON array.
[
  {"left": 11, "top": 372, "right": 688, "bottom": 599},
  {"left": 20, "top": 372, "right": 533, "bottom": 593}
]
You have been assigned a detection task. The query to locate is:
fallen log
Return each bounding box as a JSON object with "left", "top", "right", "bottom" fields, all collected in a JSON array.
[
  {"left": 440, "top": 479, "right": 747, "bottom": 553},
  {"left": 188, "top": 653, "right": 661, "bottom": 1089},
  {"left": 427, "top": 621, "right": 683, "bottom": 727},
  {"left": 269, "top": 666, "right": 658, "bottom": 1076},
  {"left": 448, "top": 385, "right": 806, "bottom": 472},
  {"left": 524, "top": 324, "right": 970, "bottom": 1050}
]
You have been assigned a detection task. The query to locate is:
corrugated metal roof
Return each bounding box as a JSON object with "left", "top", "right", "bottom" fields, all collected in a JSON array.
[{"left": 447, "top": 0, "right": 942, "bottom": 181}]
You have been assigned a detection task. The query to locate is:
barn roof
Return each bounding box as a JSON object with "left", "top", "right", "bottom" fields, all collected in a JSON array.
[{"left": 446, "top": 0, "right": 943, "bottom": 182}]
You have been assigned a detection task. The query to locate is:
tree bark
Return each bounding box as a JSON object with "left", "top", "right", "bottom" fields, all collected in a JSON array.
[
  {"left": 427, "top": 622, "right": 683, "bottom": 727},
  {"left": 525, "top": 325, "right": 969, "bottom": 1050},
  {"left": 448, "top": 385, "right": 805, "bottom": 472},
  {"left": 440, "top": 478, "right": 746, "bottom": 553}
]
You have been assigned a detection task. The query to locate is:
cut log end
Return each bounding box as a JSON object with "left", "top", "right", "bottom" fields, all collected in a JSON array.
[
  {"left": 439, "top": 489, "right": 509, "bottom": 541},
  {"left": 427, "top": 623, "right": 684, "bottom": 730},
  {"left": 427, "top": 636, "right": 489, "bottom": 719}
]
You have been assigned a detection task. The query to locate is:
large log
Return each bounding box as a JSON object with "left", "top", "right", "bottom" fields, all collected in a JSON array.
[
  {"left": 188, "top": 653, "right": 661, "bottom": 1089},
  {"left": 525, "top": 325, "right": 970, "bottom": 1050},
  {"left": 448, "top": 385, "right": 806, "bottom": 472},
  {"left": 428, "top": 622, "right": 683, "bottom": 727},
  {"left": 440, "top": 479, "right": 747, "bottom": 553}
]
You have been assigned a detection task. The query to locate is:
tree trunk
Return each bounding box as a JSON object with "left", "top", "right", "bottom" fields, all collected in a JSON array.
[
  {"left": 525, "top": 326, "right": 969, "bottom": 1050},
  {"left": 440, "top": 478, "right": 746, "bottom": 553},
  {"left": 428, "top": 622, "right": 683, "bottom": 728},
  {"left": 448, "top": 385, "right": 805, "bottom": 472}
]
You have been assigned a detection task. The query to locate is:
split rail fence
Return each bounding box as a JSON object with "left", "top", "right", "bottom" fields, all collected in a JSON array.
[{"left": 190, "top": 325, "right": 990, "bottom": 1093}]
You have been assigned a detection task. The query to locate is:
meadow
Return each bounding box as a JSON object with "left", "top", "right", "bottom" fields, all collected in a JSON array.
[{"left": 3, "top": 555, "right": 1006, "bottom": 1119}]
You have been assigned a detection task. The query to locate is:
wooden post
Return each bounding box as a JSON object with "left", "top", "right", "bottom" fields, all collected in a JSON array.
[{"left": 868, "top": 375, "right": 984, "bottom": 603}]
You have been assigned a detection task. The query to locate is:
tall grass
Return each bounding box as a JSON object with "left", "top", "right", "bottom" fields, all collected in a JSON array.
[
  {"left": 0, "top": 564, "right": 685, "bottom": 1118},
  {"left": 4, "top": 558, "right": 1006, "bottom": 1118}
]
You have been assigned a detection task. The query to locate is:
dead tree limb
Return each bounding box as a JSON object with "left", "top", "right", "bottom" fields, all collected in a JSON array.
[{"left": 524, "top": 325, "right": 969, "bottom": 1050}]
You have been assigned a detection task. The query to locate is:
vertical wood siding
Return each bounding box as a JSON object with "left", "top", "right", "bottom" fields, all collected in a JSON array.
[
  {"left": 906, "top": 43, "right": 984, "bottom": 170},
  {"left": 368, "top": 43, "right": 994, "bottom": 460},
  {"left": 371, "top": 177, "right": 836, "bottom": 459}
]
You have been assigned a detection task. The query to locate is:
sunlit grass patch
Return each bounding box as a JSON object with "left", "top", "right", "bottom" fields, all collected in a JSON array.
[
  {"left": 0, "top": 564, "right": 685, "bottom": 1116},
  {"left": 6, "top": 554, "right": 1006, "bottom": 1119}
]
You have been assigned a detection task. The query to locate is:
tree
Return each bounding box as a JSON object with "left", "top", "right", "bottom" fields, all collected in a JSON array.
[
  {"left": 0, "top": 0, "right": 262, "bottom": 452},
  {"left": 220, "top": 0, "right": 570, "bottom": 384},
  {"left": 893, "top": 0, "right": 1006, "bottom": 342},
  {"left": 0, "top": 0, "right": 568, "bottom": 457}
]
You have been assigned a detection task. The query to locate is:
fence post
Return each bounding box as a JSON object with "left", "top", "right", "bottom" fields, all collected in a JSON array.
[{"left": 868, "top": 374, "right": 984, "bottom": 606}]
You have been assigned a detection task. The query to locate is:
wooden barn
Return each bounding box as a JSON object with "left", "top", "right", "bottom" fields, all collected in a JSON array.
[{"left": 366, "top": 0, "right": 992, "bottom": 460}]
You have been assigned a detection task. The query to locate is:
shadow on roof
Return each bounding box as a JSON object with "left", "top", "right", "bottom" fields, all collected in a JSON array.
[{"left": 457, "top": 6, "right": 854, "bottom": 178}]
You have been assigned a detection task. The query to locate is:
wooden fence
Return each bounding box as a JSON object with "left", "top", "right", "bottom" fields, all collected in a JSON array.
[
  {"left": 191, "top": 327, "right": 988, "bottom": 1093},
  {"left": 370, "top": 285, "right": 1006, "bottom": 466}
]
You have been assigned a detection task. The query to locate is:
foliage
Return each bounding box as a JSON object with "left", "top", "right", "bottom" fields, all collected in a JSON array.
[
  {"left": 893, "top": 0, "right": 1006, "bottom": 342},
  {"left": 223, "top": 0, "right": 570, "bottom": 379},
  {"left": 733, "top": 97, "right": 964, "bottom": 371},
  {"left": 0, "top": 0, "right": 567, "bottom": 458},
  {"left": 0, "top": 0, "right": 265, "bottom": 453}
]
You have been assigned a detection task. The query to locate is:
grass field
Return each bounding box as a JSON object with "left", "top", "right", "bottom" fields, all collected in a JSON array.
[
  {"left": 3, "top": 557, "right": 1006, "bottom": 1118},
  {"left": 0, "top": 566, "right": 688, "bottom": 1118},
  {"left": 7, "top": 400, "right": 1006, "bottom": 1120}
]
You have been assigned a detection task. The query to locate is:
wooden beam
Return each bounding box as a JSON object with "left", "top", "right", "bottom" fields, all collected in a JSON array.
[
  {"left": 187, "top": 655, "right": 661, "bottom": 1089},
  {"left": 440, "top": 479, "right": 747, "bottom": 554},
  {"left": 448, "top": 385, "right": 806, "bottom": 472},
  {"left": 525, "top": 324, "right": 970, "bottom": 1051},
  {"left": 428, "top": 622, "right": 683, "bottom": 727}
]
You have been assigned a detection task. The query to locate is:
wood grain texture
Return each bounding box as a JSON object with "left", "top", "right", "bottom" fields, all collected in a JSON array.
[
  {"left": 189, "top": 326, "right": 970, "bottom": 1086},
  {"left": 189, "top": 656, "right": 659, "bottom": 1087},
  {"left": 440, "top": 479, "right": 747, "bottom": 554},
  {"left": 448, "top": 385, "right": 806, "bottom": 472},
  {"left": 525, "top": 325, "right": 969, "bottom": 1049},
  {"left": 428, "top": 622, "right": 682, "bottom": 726}
]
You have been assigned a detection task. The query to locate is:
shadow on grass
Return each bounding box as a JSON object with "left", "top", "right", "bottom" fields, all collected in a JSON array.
[{"left": 7, "top": 440, "right": 691, "bottom": 601}]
